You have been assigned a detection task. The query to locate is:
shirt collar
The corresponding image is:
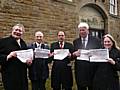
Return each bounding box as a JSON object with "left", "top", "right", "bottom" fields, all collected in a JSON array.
[
  {"left": 36, "top": 42, "right": 41, "bottom": 47},
  {"left": 59, "top": 41, "right": 64, "bottom": 45},
  {"left": 82, "top": 35, "right": 88, "bottom": 41}
]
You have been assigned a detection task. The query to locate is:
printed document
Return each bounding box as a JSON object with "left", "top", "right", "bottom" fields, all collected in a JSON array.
[
  {"left": 15, "top": 49, "right": 34, "bottom": 63},
  {"left": 34, "top": 48, "right": 50, "bottom": 58},
  {"left": 54, "top": 49, "right": 69, "bottom": 60},
  {"left": 77, "top": 50, "right": 90, "bottom": 61},
  {"left": 90, "top": 49, "right": 109, "bottom": 62},
  {"left": 77, "top": 49, "right": 109, "bottom": 62}
]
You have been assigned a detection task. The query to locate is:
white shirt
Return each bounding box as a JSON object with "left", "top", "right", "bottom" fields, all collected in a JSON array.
[
  {"left": 59, "top": 41, "right": 64, "bottom": 48},
  {"left": 17, "top": 39, "right": 21, "bottom": 47},
  {"left": 81, "top": 35, "right": 88, "bottom": 48},
  {"left": 36, "top": 42, "right": 42, "bottom": 48}
]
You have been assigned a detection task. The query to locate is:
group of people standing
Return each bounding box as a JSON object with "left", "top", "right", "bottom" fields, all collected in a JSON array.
[{"left": 0, "top": 22, "right": 120, "bottom": 90}]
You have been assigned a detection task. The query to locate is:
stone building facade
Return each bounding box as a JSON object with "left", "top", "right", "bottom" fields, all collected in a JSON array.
[
  {"left": 0, "top": 0, "right": 120, "bottom": 89},
  {"left": 0, "top": 0, "right": 120, "bottom": 45}
]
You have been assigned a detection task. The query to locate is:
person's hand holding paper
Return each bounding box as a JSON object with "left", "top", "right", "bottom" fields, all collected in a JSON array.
[
  {"left": 76, "top": 49, "right": 90, "bottom": 61},
  {"left": 73, "top": 49, "right": 80, "bottom": 57},
  {"left": 7, "top": 51, "right": 17, "bottom": 60},
  {"left": 15, "top": 49, "right": 34, "bottom": 63}
]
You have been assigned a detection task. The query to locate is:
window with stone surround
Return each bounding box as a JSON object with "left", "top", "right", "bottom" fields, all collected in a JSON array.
[{"left": 109, "top": 0, "right": 118, "bottom": 15}]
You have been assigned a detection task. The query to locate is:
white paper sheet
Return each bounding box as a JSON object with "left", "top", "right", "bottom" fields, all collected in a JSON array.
[
  {"left": 90, "top": 49, "right": 109, "bottom": 62},
  {"left": 77, "top": 49, "right": 109, "bottom": 62},
  {"left": 15, "top": 49, "right": 34, "bottom": 63},
  {"left": 34, "top": 48, "right": 50, "bottom": 58},
  {"left": 54, "top": 49, "right": 69, "bottom": 60},
  {"left": 77, "top": 50, "right": 90, "bottom": 61}
]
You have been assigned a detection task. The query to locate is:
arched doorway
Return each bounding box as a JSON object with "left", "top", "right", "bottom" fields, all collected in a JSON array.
[{"left": 79, "top": 4, "right": 107, "bottom": 39}]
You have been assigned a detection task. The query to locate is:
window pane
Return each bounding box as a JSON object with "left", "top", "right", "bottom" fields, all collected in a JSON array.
[
  {"left": 110, "top": 0, "right": 115, "bottom": 4},
  {"left": 109, "top": 0, "right": 117, "bottom": 15}
]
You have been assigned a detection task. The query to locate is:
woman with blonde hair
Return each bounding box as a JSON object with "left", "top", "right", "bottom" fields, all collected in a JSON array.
[{"left": 93, "top": 34, "right": 120, "bottom": 90}]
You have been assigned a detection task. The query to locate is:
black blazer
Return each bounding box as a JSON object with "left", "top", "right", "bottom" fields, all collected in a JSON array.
[
  {"left": 0, "top": 35, "right": 28, "bottom": 90},
  {"left": 28, "top": 42, "right": 50, "bottom": 80},
  {"left": 73, "top": 36, "right": 102, "bottom": 50},
  {"left": 93, "top": 48, "right": 120, "bottom": 90},
  {"left": 73, "top": 35, "right": 102, "bottom": 86},
  {"left": 50, "top": 41, "right": 74, "bottom": 87}
]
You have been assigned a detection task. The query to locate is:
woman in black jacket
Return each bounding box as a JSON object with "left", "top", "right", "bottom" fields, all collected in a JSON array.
[{"left": 93, "top": 34, "right": 120, "bottom": 90}]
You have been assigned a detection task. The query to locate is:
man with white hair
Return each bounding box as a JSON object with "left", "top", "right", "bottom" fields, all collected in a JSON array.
[
  {"left": 28, "top": 31, "right": 50, "bottom": 90},
  {"left": 73, "top": 22, "right": 102, "bottom": 90}
]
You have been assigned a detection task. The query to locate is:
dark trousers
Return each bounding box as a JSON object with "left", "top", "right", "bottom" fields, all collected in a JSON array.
[{"left": 31, "top": 79, "right": 46, "bottom": 90}]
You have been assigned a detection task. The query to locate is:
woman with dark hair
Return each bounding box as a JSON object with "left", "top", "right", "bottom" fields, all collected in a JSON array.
[{"left": 93, "top": 34, "right": 120, "bottom": 90}]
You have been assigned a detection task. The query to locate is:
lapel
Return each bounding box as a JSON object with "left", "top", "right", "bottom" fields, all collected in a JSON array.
[
  {"left": 34, "top": 43, "right": 37, "bottom": 48},
  {"left": 57, "top": 42, "right": 61, "bottom": 49},
  {"left": 9, "top": 36, "right": 23, "bottom": 50},
  {"left": 31, "top": 43, "right": 37, "bottom": 49},
  {"left": 85, "top": 36, "right": 91, "bottom": 49},
  {"left": 11, "top": 36, "right": 21, "bottom": 49},
  {"left": 18, "top": 38, "right": 27, "bottom": 49},
  {"left": 63, "top": 42, "right": 66, "bottom": 49},
  {"left": 78, "top": 38, "right": 83, "bottom": 49},
  {"left": 19, "top": 39, "right": 25, "bottom": 49},
  {"left": 63, "top": 42, "right": 65, "bottom": 49}
]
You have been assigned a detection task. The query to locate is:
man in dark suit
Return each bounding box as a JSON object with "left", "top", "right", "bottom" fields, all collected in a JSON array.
[
  {"left": 28, "top": 31, "right": 50, "bottom": 90},
  {"left": 0, "top": 24, "right": 32, "bottom": 90},
  {"left": 73, "top": 22, "right": 102, "bottom": 90},
  {"left": 50, "top": 31, "right": 74, "bottom": 90}
]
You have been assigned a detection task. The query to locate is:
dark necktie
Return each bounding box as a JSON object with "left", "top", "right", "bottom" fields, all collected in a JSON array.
[
  {"left": 37, "top": 44, "right": 41, "bottom": 48},
  {"left": 82, "top": 38, "right": 85, "bottom": 49},
  {"left": 60, "top": 42, "right": 63, "bottom": 49}
]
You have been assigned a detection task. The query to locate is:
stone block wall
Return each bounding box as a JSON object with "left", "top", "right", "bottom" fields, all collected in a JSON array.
[{"left": 0, "top": 0, "right": 77, "bottom": 44}]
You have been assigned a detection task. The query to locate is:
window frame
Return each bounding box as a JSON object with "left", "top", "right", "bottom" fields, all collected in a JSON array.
[{"left": 109, "top": 0, "right": 118, "bottom": 15}]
